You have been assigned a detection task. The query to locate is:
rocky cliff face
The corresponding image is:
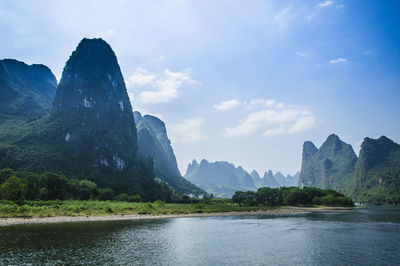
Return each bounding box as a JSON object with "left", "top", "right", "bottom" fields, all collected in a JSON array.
[
  {"left": 50, "top": 38, "right": 137, "bottom": 171},
  {"left": 298, "top": 134, "right": 357, "bottom": 193},
  {"left": 352, "top": 136, "right": 400, "bottom": 204},
  {"left": 0, "top": 38, "right": 166, "bottom": 198},
  {"left": 134, "top": 111, "right": 204, "bottom": 194},
  {"left": 0, "top": 59, "right": 57, "bottom": 122}
]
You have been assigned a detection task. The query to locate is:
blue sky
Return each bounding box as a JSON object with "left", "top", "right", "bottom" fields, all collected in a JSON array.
[{"left": 1, "top": 0, "right": 399, "bottom": 176}]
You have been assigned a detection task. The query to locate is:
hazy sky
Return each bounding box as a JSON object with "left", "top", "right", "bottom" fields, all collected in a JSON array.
[{"left": 1, "top": 0, "right": 399, "bottom": 176}]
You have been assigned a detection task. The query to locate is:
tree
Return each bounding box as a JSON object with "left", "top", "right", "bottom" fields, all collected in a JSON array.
[
  {"left": 77, "top": 179, "right": 97, "bottom": 200},
  {"left": 38, "top": 187, "right": 48, "bottom": 200},
  {"left": 98, "top": 188, "right": 115, "bottom": 200},
  {"left": 40, "top": 172, "right": 68, "bottom": 200},
  {"left": 115, "top": 193, "right": 129, "bottom": 201},
  {"left": 0, "top": 176, "right": 28, "bottom": 202},
  {"left": 232, "top": 191, "right": 246, "bottom": 205},
  {"left": 18, "top": 172, "right": 41, "bottom": 200},
  {"left": 0, "top": 168, "right": 14, "bottom": 184},
  {"left": 244, "top": 191, "right": 257, "bottom": 206},
  {"left": 126, "top": 194, "right": 141, "bottom": 202},
  {"left": 283, "top": 189, "right": 311, "bottom": 206},
  {"left": 66, "top": 179, "right": 81, "bottom": 199}
]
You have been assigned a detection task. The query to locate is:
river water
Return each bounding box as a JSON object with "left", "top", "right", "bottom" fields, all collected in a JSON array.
[{"left": 1, "top": 207, "right": 400, "bottom": 265}]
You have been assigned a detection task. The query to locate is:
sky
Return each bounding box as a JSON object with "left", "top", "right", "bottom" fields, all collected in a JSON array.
[{"left": 1, "top": 0, "right": 399, "bottom": 176}]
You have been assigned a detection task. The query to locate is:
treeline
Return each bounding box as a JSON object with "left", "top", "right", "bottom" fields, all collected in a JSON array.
[
  {"left": 0, "top": 168, "right": 142, "bottom": 203},
  {"left": 232, "top": 187, "right": 354, "bottom": 207}
]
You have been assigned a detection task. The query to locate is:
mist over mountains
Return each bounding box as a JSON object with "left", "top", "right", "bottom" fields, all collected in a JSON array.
[{"left": 184, "top": 159, "right": 299, "bottom": 197}]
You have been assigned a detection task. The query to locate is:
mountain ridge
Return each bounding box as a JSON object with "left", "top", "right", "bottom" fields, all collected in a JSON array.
[
  {"left": 134, "top": 111, "right": 205, "bottom": 195},
  {"left": 0, "top": 38, "right": 175, "bottom": 200},
  {"left": 185, "top": 159, "right": 299, "bottom": 197},
  {"left": 298, "top": 134, "right": 357, "bottom": 193},
  {"left": 0, "top": 58, "right": 57, "bottom": 124},
  {"left": 299, "top": 134, "right": 400, "bottom": 205}
]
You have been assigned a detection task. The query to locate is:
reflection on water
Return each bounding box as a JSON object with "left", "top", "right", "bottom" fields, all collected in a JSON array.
[{"left": 1, "top": 207, "right": 400, "bottom": 265}]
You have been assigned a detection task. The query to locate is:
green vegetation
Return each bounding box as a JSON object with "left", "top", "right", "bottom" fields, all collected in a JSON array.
[
  {"left": 0, "top": 199, "right": 276, "bottom": 218},
  {"left": 298, "top": 135, "right": 358, "bottom": 195},
  {"left": 0, "top": 114, "right": 169, "bottom": 200},
  {"left": 0, "top": 168, "right": 180, "bottom": 203},
  {"left": 353, "top": 169, "right": 400, "bottom": 205},
  {"left": 0, "top": 40, "right": 180, "bottom": 202},
  {"left": 351, "top": 137, "right": 400, "bottom": 205},
  {"left": 0, "top": 168, "right": 354, "bottom": 218},
  {"left": 232, "top": 187, "right": 354, "bottom": 207}
]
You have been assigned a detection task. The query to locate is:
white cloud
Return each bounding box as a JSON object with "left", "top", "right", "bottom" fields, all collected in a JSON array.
[
  {"left": 127, "top": 68, "right": 155, "bottom": 86},
  {"left": 133, "top": 107, "right": 164, "bottom": 120},
  {"left": 102, "top": 29, "right": 116, "bottom": 37},
  {"left": 274, "top": 6, "right": 294, "bottom": 29},
  {"left": 249, "top": 98, "right": 276, "bottom": 107},
  {"left": 127, "top": 68, "right": 197, "bottom": 104},
  {"left": 226, "top": 105, "right": 315, "bottom": 137},
  {"left": 363, "top": 49, "right": 376, "bottom": 56},
  {"left": 168, "top": 117, "right": 207, "bottom": 143},
  {"left": 214, "top": 99, "right": 241, "bottom": 111},
  {"left": 329, "top": 57, "right": 347, "bottom": 64},
  {"left": 308, "top": 0, "right": 336, "bottom": 20},
  {"left": 214, "top": 98, "right": 277, "bottom": 111},
  {"left": 318, "top": 1, "right": 334, "bottom": 8},
  {"left": 295, "top": 51, "right": 308, "bottom": 57}
]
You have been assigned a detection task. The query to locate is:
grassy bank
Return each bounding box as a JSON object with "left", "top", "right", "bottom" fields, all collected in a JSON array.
[{"left": 0, "top": 200, "right": 279, "bottom": 218}]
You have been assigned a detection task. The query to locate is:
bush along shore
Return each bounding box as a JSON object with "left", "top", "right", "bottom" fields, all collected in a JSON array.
[
  {"left": 0, "top": 168, "right": 354, "bottom": 219},
  {"left": 0, "top": 199, "right": 284, "bottom": 218}
]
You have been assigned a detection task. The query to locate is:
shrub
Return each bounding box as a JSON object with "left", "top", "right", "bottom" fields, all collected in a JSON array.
[
  {"left": 115, "top": 193, "right": 129, "bottom": 202},
  {"left": 0, "top": 176, "right": 28, "bottom": 202}
]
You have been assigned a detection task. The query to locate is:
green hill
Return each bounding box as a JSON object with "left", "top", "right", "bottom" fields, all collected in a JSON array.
[
  {"left": 0, "top": 39, "right": 175, "bottom": 201},
  {"left": 352, "top": 136, "right": 400, "bottom": 205},
  {"left": 298, "top": 134, "right": 357, "bottom": 194}
]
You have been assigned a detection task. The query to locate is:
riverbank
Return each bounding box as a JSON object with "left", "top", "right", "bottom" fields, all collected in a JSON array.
[{"left": 0, "top": 206, "right": 353, "bottom": 227}]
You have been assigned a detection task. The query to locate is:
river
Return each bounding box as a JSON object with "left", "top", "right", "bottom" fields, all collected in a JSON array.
[{"left": 1, "top": 207, "right": 400, "bottom": 265}]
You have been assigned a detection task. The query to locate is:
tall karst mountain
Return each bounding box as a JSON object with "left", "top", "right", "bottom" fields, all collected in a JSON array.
[
  {"left": 0, "top": 59, "right": 57, "bottom": 123},
  {"left": 352, "top": 136, "right": 400, "bottom": 204},
  {"left": 298, "top": 134, "right": 358, "bottom": 193},
  {"left": 134, "top": 111, "right": 204, "bottom": 194},
  {"left": 50, "top": 38, "right": 138, "bottom": 172},
  {"left": 0, "top": 38, "right": 171, "bottom": 199}
]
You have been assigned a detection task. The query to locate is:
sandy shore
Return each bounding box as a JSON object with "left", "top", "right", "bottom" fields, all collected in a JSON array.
[{"left": 0, "top": 207, "right": 353, "bottom": 227}]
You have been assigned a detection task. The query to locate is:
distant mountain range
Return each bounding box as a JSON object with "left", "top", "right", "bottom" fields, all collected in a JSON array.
[
  {"left": 184, "top": 159, "right": 299, "bottom": 197},
  {"left": 299, "top": 134, "right": 400, "bottom": 205},
  {"left": 1, "top": 38, "right": 398, "bottom": 205}
]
